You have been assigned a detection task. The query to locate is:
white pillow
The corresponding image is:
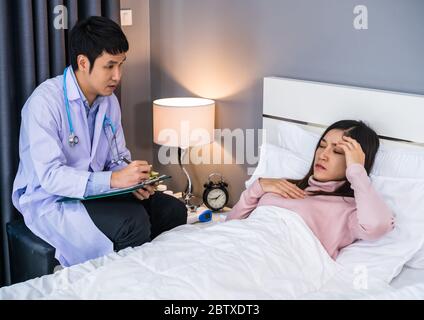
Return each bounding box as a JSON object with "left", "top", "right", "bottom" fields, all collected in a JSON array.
[
  {"left": 336, "top": 176, "right": 424, "bottom": 281},
  {"left": 372, "top": 144, "right": 424, "bottom": 179},
  {"left": 276, "top": 121, "right": 424, "bottom": 179},
  {"left": 245, "top": 143, "right": 310, "bottom": 188},
  {"left": 277, "top": 122, "right": 320, "bottom": 161},
  {"left": 247, "top": 141, "right": 424, "bottom": 281}
]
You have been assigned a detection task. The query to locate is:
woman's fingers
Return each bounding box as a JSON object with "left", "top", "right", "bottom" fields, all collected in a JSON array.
[
  {"left": 285, "top": 188, "right": 304, "bottom": 199},
  {"left": 343, "top": 136, "right": 361, "bottom": 149},
  {"left": 283, "top": 185, "right": 304, "bottom": 199},
  {"left": 280, "top": 192, "right": 289, "bottom": 199},
  {"left": 287, "top": 190, "right": 302, "bottom": 199},
  {"left": 268, "top": 184, "right": 291, "bottom": 198},
  {"left": 343, "top": 136, "right": 358, "bottom": 145},
  {"left": 276, "top": 181, "right": 304, "bottom": 199},
  {"left": 337, "top": 142, "right": 354, "bottom": 154},
  {"left": 259, "top": 178, "right": 306, "bottom": 199},
  {"left": 281, "top": 180, "right": 305, "bottom": 198},
  {"left": 339, "top": 140, "right": 352, "bottom": 148},
  {"left": 337, "top": 143, "right": 350, "bottom": 155},
  {"left": 285, "top": 190, "right": 304, "bottom": 199},
  {"left": 337, "top": 141, "right": 365, "bottom": 167}
]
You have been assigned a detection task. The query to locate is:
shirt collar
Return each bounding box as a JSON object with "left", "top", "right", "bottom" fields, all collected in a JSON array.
[
  {"left": 66, "top": 67, "right": 105, "bottom": 107},
  {"left": 306, "top": 176, "right": 346, "bottom": 193}
]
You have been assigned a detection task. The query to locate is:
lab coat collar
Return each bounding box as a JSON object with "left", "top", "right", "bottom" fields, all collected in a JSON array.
[
  {"left": 66, "top": 67, "right": 106, "bottom": 106},
  {"left": 65, "top": 67, "right": 81, "bottom": 102}
]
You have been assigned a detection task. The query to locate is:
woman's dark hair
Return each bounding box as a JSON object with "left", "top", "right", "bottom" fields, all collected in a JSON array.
[
  {"left": 69, "top": 16, "right": 129, "bottom": 72},
  {"left": 287, "top": 120, "right": 380, "bottom": 198}
]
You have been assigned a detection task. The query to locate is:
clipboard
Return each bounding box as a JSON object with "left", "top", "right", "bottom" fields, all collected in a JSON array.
[{"left": 58, "top": 174, "right": 172, "bottom": 202}]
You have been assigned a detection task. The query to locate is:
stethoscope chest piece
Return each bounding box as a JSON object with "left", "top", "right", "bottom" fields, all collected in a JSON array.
[{"left": 68, "top": 133, "right": 79, "bottom": 147}]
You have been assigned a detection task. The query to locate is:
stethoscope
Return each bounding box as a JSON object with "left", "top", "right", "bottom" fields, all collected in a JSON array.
[
  {"left": 63, "top": 67, "right": 80, "bottom": 147},
  {"left": 63, "top": 67, "right": 124, "bottom": 165}
]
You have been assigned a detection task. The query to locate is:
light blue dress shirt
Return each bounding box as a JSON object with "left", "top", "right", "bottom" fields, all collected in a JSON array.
[{"left": 69, "top": 69, "right": 112, "bottom": 197}]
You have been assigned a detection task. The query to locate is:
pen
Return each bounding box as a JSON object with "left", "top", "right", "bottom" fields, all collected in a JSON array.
[
  {"left": 122, "top": 157, "right": 154, "bottom": 174},
  {"left": 121, "top": 157, "right": 132, "bottom": 164}
]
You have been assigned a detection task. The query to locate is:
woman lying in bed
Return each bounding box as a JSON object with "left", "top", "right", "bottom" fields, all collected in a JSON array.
[{"left": 227, "top": 120, "right": 395, "bottom": 260}]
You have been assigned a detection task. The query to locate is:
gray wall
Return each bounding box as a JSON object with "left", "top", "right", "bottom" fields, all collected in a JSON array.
[
  {"left": 125, "top": 0, "right": 424, "bottom": 206},
  {"left": 121, "top": 0, "right": 152, "bottom": 163}
]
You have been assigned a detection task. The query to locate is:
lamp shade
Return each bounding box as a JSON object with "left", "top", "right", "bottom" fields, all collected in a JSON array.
[{"left": 153, "top": 97, "right": 215, "bottom": 148}]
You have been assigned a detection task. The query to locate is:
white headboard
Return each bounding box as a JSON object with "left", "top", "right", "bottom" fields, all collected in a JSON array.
[{"left": 262, "top": 77, "right": 424, "bottom": 146}]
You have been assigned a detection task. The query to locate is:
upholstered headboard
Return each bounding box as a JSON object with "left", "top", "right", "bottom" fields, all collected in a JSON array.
[{"left": 262, "top": 77, "right": 424, "bottom": 147}]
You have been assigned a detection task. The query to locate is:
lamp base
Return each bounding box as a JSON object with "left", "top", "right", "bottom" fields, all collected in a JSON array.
[{"left": 182, "top": 194, "right": 203, "bottom": 213}]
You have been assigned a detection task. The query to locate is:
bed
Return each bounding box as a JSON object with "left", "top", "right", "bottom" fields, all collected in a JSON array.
[{"left": 1, "top": 77, "right": 423, "bottom": 299}]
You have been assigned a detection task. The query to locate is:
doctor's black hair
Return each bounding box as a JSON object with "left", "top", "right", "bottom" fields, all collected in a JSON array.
[
  {"left": 287, "top": 120, "right": 380, "bottom": 198},
  {"left": 68, "top": 16, "right": 129, "bottom": 72}
]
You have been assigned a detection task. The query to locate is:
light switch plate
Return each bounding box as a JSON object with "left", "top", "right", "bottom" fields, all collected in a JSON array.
[{"left": 120, "top": 9, "right": 133, "bottom": 26}]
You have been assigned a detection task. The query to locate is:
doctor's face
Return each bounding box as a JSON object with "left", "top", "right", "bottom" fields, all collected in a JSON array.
[{"left": 87, "top": 52, "right": 126, "bottom": 97}]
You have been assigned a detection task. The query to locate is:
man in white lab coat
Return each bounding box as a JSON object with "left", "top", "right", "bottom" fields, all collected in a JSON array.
[{"left": 12, "top": 16, "right": 187, "bottom": 267}]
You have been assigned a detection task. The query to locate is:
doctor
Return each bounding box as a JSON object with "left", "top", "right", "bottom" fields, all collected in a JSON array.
[{"left": 12, "top": 16, "right": 187, "bottom": 267}]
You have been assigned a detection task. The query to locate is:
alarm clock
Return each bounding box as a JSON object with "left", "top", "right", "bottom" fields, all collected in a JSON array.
[{"left": 203, "top": 173, "right": 229, "bottom": 211}]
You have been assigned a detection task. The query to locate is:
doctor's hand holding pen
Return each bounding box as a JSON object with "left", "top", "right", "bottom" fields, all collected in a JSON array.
[
  {"left": 110, "top": 160, "right": 156, "bottom": 200},
  {"left": 110, "top": 160, "right": 151, "bottom": 188}
]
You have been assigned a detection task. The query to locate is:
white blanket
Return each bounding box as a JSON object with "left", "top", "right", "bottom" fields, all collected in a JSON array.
[{"left": 1, "top": 206, "right": 423, "bottom": 299}]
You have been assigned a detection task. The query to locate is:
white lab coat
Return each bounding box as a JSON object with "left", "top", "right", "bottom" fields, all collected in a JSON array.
[{"left": 12, "top": 68, "right": 131, "bottom": 266}]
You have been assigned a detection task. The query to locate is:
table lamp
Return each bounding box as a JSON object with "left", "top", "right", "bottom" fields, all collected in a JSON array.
[{"left": 153, "top": 97, "right": 215, "bottom": 207}]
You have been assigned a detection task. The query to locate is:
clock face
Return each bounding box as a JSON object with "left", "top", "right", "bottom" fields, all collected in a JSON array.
[{"left": 206, "top": 188, "right": 227, "bottom": 210}]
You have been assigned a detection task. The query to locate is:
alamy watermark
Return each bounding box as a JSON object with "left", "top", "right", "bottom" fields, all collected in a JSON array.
[
  {"left": 53, "top": 5, "right": 68, "bottom": 30},
  {"left": 353, "top": 5, "right": 368, "bottom": 30},
  {"left": 353, "top": 265, "right": 369, "bottom": 290},
  {"left": 53, "top": 4, "right": 369, "bottom": 31},
  {"left": 156, "top": 124, "right": 264, "bottom": 175}
]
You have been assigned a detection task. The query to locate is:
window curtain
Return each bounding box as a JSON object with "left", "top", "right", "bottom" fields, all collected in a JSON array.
[{"left": 0, "top": 0, "right": 121, "bottom": 287}]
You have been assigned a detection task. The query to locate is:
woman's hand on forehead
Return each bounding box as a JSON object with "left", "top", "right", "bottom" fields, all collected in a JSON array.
[{"left": 337, "top": 136, "right": 365, "bottom": 167}]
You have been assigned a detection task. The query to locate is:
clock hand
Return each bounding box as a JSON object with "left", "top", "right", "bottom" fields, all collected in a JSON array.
[{"left": 214, "top": 195, "right": 223, "bottom": 201}]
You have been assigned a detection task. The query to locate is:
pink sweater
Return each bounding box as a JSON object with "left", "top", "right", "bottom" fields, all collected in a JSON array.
[{"left": 227, "top": 164, "right": 395, "bottom": 259}]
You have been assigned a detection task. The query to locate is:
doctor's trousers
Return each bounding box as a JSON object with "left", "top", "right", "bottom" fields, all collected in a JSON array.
[{"left": 82, "top": 192, "right": 188, "bottom": 251}]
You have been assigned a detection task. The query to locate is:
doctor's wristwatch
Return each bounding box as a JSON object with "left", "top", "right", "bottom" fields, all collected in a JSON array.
[{"left": 202, "top": 173, "right": 229, "bottom": 212}]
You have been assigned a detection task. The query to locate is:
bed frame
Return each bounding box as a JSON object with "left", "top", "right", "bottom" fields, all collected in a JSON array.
[{"left": 262, "top": 77, "right": 424, "bottom": 147}]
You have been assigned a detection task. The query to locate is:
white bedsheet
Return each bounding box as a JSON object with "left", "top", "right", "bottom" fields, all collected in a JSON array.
[
  {"left": 391, "top": 266, "right": 424, "bottom": 289},
  {"left": 1, "top": 206, "right": 423, "bottom": 300}
]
